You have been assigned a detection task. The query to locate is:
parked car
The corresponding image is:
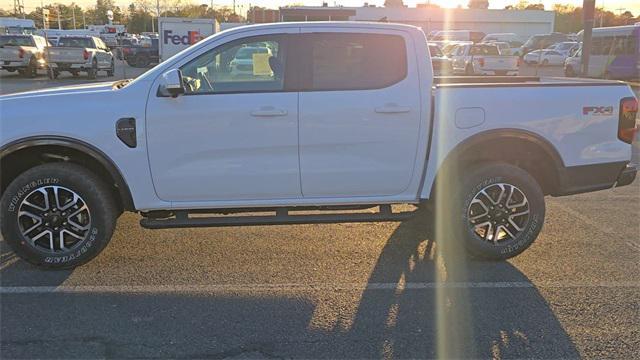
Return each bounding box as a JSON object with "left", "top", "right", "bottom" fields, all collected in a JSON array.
[
  {"left": 229, "top": 46, "right": 272, "bottom": 77},
  {"left": 124, "top": 38, "right": 159, "bottom": 68},
  {"left": 548, "top": 41, "right": 579, "bottom": 56},
  {"left": 429, "top": 44, "right": 452, "bottom": 75},
  {"left": 439, "top": 41, "right": 473, "bottom": 57},
  {"left": 0, "top": 34, "right": 48, "bottom": 77},
  {"left": 46, "top": 36, "right": 114, "bottom": 79},
  {"left": 450, "top": 43, "right": 519, "bottom": 75},
  {"left": 564, "top": 48, "right": 582, "bottom": 77},
  {"left": 481, "top": 33, "right": 522, "bottom": 44},
  {"left": 524, "top": 49, "right": 566, "bottom": 66},
  {"left": 0, "top": 22, "right": 638, "bottom": 269},
  {"left": 521, "top": 33, "right": 570, "bottom": 56}
]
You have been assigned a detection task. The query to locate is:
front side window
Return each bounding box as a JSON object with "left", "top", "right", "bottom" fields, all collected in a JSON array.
[
  {"left": 180, "top": 35, "right": 286, "bottom": 95},
  {"left": 300, "top": 33, "right": 407, "bottom": 91}
]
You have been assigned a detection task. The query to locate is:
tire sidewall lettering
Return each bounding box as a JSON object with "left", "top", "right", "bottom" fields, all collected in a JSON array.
[{"left": 7, "top": 177, "right": 60, "bottom": 213}]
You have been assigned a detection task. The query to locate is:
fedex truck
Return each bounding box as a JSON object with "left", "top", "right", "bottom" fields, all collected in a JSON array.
[{"left": 158, "top": 17, "right": 219, "bottom": 62}]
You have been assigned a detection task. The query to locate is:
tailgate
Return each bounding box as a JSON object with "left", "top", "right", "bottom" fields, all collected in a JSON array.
[
  {"left": 47, "top": 47, "right": 86, "bottom": 63},
  {"left": 0, "top": 47, "right": 23, "bottom": 62},
  {"left": 478, "top": 56, "right": 518, "bottom": 71}
]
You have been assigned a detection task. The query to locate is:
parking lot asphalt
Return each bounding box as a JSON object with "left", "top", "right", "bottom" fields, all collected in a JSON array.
[{"left": 1, "top": 62, "right": 639, "bottom": 359}]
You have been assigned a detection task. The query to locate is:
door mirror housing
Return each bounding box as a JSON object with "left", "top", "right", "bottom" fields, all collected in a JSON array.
[{"left": 158, "top": 69, "right": 185, "bottom": 98}]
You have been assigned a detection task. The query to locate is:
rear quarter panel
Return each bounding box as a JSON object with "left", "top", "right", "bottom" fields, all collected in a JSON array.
[{"left": 420, "top": 83, "right": 636, "bottom": 198}]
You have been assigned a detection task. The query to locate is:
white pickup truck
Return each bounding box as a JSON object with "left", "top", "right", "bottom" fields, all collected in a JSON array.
[
  {"left": 0, "top": 34, "right": 48, "bottom": 77},
  {"left": 46, "top": 36, "right": 114, "bottom": 79},
  {"left": 451, "top": 43, "right": 520, "bottom": 76},
  {"left": 0, "top": 23, "right": 638, "bottom": 269}
]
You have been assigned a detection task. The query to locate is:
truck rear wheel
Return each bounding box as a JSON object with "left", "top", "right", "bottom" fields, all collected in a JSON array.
[
  {"left": 87, "top": 59, "right": 98, "bottom": 79},
  {"left": 0, "top": 163, "right": 118, "bottom": 269},
  {"left": 449, "top": 163, "right": 545, "bottom": 260}
]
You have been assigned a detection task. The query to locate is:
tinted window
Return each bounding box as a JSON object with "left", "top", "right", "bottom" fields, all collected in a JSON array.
[
  {"left": 57, "top": 37, "right": 93, "bottom": 48},
  {"left": 429, "top": 45, "right": 443, "bottom": 57},
  {"left": 180, "top": 35, "right": 287, "bottom": 95},
  {"left": 0, "top": 35, "right": 34, "bottom": 46},
  {"left": 301, "top": 33, "right": 407, "bottom": 91},
  {"left": 469, "top": 45, "right": 499, "bottom": 56}
]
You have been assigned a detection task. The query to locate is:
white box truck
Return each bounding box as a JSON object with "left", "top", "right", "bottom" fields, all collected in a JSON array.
[{"left": 158, "top": 17, "right": 219, "bottom": 62}]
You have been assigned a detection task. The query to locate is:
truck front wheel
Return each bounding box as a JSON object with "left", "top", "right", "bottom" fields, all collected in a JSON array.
[
  {"left": 449, "top": 163, "right": 545, "bottom": 260},
  {"left": 0, "top": 163, "right": 118, "bottom": 269}
]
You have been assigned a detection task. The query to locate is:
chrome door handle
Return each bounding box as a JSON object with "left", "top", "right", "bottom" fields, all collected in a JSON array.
[
  {"left": 250, "top": 107, "right": 288, "bottom": 117},
  {"left": 375, "top": 105, "right": 411, "bottom": 114}
]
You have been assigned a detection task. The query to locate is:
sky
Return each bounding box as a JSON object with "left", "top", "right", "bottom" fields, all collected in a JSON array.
[{"left": 3, "top": 0, "right": 639, "bottom": 17}]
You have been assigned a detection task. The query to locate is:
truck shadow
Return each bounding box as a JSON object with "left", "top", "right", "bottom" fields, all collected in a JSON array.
[{"left": 0, "top": 210, "right": 580, "bottom": 358}]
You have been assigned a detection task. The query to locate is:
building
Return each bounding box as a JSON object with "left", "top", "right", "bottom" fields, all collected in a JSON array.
[{"left": 276, "top": 6, "right": 556, "bottom": 39}]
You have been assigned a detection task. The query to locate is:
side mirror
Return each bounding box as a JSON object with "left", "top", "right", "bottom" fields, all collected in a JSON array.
[{"left": 158, "top": 69, "right": 185, "bottom": 98}]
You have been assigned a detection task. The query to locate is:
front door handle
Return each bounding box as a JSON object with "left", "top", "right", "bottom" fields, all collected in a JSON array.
[
  {"left": 250, "top": 107, "right": 288, "bottom": 117},
  {"left": 375, "top": 104, "right": 411, "bottom": 114}
]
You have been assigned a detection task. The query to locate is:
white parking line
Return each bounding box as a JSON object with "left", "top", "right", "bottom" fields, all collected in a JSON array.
[{"left": 1, "top": 281, "right": 638, "bottom": 294}]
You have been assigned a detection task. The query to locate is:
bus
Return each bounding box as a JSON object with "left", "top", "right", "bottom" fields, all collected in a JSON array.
[{"left": 577, "top": 24, "right": 639, "bottom": 80}]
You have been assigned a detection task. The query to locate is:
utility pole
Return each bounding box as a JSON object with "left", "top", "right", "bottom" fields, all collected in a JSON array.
[
  {"left": 82, "top": 12, "right": 86, "bottom": 29},
  {"left": 72, "top": 5, "right": 77, "bottom": 29},
  {"left": 582, "top": 0, "right": 596, "bottom": 76},
  {"left": 57, "top": 5, "right": 62, "bottom": 29}
]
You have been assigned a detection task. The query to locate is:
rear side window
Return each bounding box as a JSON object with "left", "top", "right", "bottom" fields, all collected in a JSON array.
[{"left": 300, "top": 33, "right": 407, "bottom": 91}]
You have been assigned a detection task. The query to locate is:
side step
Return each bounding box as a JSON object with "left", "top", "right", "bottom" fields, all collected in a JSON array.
[{"left": 140, "top": 205, "right": 417, "bottom": 229}]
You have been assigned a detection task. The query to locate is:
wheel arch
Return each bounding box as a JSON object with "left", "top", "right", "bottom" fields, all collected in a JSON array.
[
  {"left": 429, "top": 128, "right": 565, "bottom": 199},
  {"left": 1, "top": 136, "right": 135, "bottom": 212}
]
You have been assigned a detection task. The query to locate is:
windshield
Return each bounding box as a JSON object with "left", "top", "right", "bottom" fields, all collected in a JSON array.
[
  {"left": 524, "top": 36, "right": 543, "bottom": 47},
  {"left": 0, "top": 35, "right": 34, "bottom": 47},
  {"left": 57, "top": 37, "right": 93, "bottom": 48},
  {"left": 429, "top": 45, "right": 444, "bottom": 57},
  {"left": 557, "top": 43, "right": 576, "bottom": 50},
  {"left": 470, "top": 45, "right": 499, "bottom": 56},
  {"left": 235, "top": 47, "right": 268, "bottom": 60}
]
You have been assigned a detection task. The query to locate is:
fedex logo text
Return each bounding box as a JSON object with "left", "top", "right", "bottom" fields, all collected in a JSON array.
[
  {"left": 163, "top": 30, "right": 201, "bottom": 45},
  {"left": 583, "top": 106, "right": 614, "bottom": 116}
]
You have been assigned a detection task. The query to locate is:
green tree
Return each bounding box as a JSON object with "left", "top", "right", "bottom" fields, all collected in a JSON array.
[
  {"left": 468, "top": 0, "right": 489, "bottom": 10},
  {"left": 384, "top": 0, "right": 405, "bottom": 8}
]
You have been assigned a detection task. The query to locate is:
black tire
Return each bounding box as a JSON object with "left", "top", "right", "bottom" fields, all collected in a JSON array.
[
  {"left": 107, "top": 59, "right": 115, "bottom": 77},
  {"left": 71, "top": 70, "right": 79, "bottom": 77},
  {"left": 0, "top": 163, "right": 118, "bottom": 269},
  {"left": 564, "top": 65, "right": 575, "bottom": 77},
  {"left": 449, "top": 162, "right": 545, "bottom": 260},
  {"left": 465, "top": 64, "right": 474, "bottom": 76},
  {"left": 87, "top": 59, "right": 98, "bottom": 79},
  {"left": 47, "top": 67, "right": 58, "bottom": 79},
  {"left": 135, "top": 55, "right": 150, "bottom": 68},
  {"left": 26, "top": 56, "right": 38, "bottom": 77}
]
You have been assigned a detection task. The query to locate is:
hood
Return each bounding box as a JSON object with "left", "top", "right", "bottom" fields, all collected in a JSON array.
[{"left": 0, "top": 81, "right": 119, "bottom": 101}]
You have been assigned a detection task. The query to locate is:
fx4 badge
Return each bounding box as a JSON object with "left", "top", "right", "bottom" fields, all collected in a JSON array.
[{"left": 583, "top": 106, "right": 614, "bottom": 116}]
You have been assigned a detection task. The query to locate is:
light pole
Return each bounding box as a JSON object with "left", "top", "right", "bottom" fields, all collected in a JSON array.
[{"left": 582, "top": 0, "right": 596, "bottom": 76}]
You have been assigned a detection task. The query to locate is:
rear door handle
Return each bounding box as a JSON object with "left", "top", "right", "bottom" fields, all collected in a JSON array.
[
  {"left": 250, "top": 107, "right": 288, "bottom": 117},
  {"left": 375, "top": 105, "right": 411, "bottom": 114}
]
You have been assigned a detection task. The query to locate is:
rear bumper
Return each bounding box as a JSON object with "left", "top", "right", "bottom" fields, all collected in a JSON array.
[
  {"left": 615, "top": 164, "right": 637, "bottom": 187},
  {"left": 49, "top": 62, "right": 91, "bottom": 70},
  {"left": 1, "top": 60, "right": 30, "bottom": 68},
  {"left": 554, "top": 161, "right": 636, "bottom": 196},
  {"left": 479, "top": 70, "right": 518, "bottom": 76}
]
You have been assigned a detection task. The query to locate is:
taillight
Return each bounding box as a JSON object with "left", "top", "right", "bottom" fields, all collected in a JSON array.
[
  {"left": 478, "top": 58, "right": 485, "bottom": 67},
  {"left": 83, "top": 50, "right": 90, "bottom": 60},
  {"left": 18, "top": 48, "right": 25, "bottom": 58},
  {"left": 619, "top": 97, "right": 638, "bottom": 144}
]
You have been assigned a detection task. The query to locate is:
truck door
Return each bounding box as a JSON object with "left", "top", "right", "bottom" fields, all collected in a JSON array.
[
  {"left": 145, "top": 31, "right": 301, "bottom": 202},
  {"left": 297, "top": 29, "right": 423, "bottom": 197}
]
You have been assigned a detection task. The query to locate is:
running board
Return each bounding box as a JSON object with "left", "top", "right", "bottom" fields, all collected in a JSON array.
[{"left": 140, "top": 205, "right": 417, "bottom": 229}]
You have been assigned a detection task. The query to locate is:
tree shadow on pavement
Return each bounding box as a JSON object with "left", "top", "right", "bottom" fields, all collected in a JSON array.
[{"left": 347, "top": 207, "right": 580, "bottom": 359}]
